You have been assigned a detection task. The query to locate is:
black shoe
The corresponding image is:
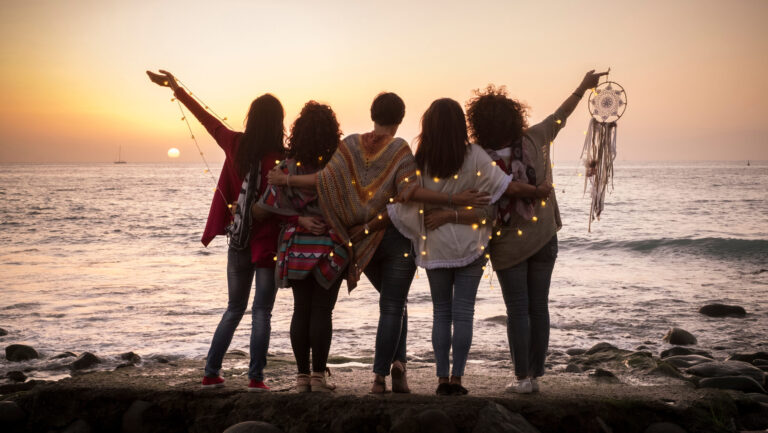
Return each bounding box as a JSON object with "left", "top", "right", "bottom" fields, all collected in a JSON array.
[
  {"left": 435, "top": 383, "right": 452, "bottom": 395},
  {"left": 449, "top": 383, "right": 468, "bottom": 395}
]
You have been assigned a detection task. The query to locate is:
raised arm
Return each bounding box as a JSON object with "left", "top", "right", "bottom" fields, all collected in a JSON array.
[
  {"left": 146, "top": 70, "right": 234, "bottom": 146},
  {"left": 554, "top": 69, "right": 609, "bottom": 122}
]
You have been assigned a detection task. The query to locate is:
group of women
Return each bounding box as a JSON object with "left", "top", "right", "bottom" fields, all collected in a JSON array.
[{"left": 147, "top": 68, "right": 606, "bottom": 395}]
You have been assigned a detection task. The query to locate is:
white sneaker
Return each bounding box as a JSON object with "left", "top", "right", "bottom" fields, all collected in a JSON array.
[
  {"left": 505, "top": 377, "right": 533, "bottom": 394},
  {"left": 531, "top": 378, "right": 540, "bottom": 393}
]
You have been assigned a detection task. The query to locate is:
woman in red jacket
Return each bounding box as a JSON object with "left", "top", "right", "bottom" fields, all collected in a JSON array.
[{"left": 148, "top": 70, "right": 284, "bottom": 392}]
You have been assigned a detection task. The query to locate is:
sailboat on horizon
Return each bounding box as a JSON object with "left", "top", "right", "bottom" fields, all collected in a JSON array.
[{"left": 114, "top": 145, "right": 127, "bottom": 164}]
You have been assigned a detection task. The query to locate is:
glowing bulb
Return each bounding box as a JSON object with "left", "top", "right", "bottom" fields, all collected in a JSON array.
[
  {"left": 532, "top": 216, "right": 538, "bottom": 222},
  {"left": 517, "top": 229, "right": 523, "bottom": 236},
  {"left": 227, "top": 204, "right": 233, "bottom": 209},
  {"left": 377, "top": 214, "right": 383, "bottom": 220},
  {"left": 403, "top": 253, "right": 409, "bottom": 257},
  {"left": 296, "top": 161, "right": 301, "bottom": 166},
  {"left": 330, "top": 252, "right": 334, "bottom": 257},
  {"left": 491, "top": 161, "right": 496, "bottom": 166},
  {"left": 555, "top": 119, "right": 562, "bottom": 124},
  {"left": 318, "top": 156, "right": 323, "bottom": 161},
  {"left": 348, "top": 241, "right": 353, "bottom": 247},
  {"left": 421, "top": 251, "right": 426, "bottom": 256},
  {"left": 476, "top": 171, "right": 482, "bottom": 176},
  {"left": 212, "top": 187, "right": 217, "bottom": 192},
  {"left": 275, "top": 160, "right": 280, "bottom": 164},
  {"left": 433, "top": 177, "right": 440, "bottom": 183},
  {"left": 480, "top": 245, "right": 485, "bottom": 250},
  {"left": 552, "top": 183, "right": 556, "bottom": 187},
  {"left": 404, "top": 177, "right": 409, "bottom": 182},
  {"left": 416, "top": 170, "right": 421, "bottom": 176},
  {"left": 389, "top": 198, "right": 394, "bottom": 203},
  {"left": 578, "top": 173, "right": 583, "bottom": 177},
  {"left": 364, "top": 228, "right": 369, "bottom": 234},
  {"left": 352, "top": 180, "right": 356, "bottom": 185},
  {"left": 421, "top": 235, "right": 427, "bottom": 240},
  {"left": 466, "top": 206, "right": 473, "bottom": 210},
  {"left": 167, "top": 147, "right": 180, "bottom": 158},
  {"left": 163, "top": 81, "right": 169, "bottom": 86},
  {"left": 481, "top": 219, "right": 486, "bottom": 225},
  {"left": 485, "top": 253, "right": 490, "bottom": 259},
  {"left": 583, "top": 131, "right": 588, "bottom": 135},
  {"left": 368, "top": 191, "right": 373, "bottom": 197},
  {"left": 419, "top": 209, "right": 424, "bottom": 214},
  {"left": 496, "top": 230, "right": 501, "bottom": 236},
  {"left": 488, "top": 235, "right": 492, "bottom": 240},
  {"left": 471, "top": 224, "right": 479, "bottom": 230},
  {"left": 453, "top": 174, "right": 459, "bottom": 179},
  {"left": 482, "top": 266, "right": 486, "bottom": 271},
  {"left": 550, "top": 141, "right": 553, "bottom": 145},
  {"left": 541, "top": 200, "right": 546, "bottom": 207},
  {"left": 273, "top": 256, "right": 277, "bottom": 261},
  {"left": 204, "top": 169, "right": 209, "bottom": 173}
]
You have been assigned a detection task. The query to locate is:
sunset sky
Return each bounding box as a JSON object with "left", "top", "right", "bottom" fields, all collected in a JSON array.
[{"left": 1, "top": 0, "right": 766, "bottom": 163}]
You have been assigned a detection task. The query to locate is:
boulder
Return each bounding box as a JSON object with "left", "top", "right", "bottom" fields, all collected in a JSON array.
[
  {"left": 699, "top": 376, "right": 766, "bottom": 394},
  {"left": 223, "top": 421, "right": 283, "bottom": 433},
  {"left": 698, "top": 304, "right": 746, "bottom": 317},
  {"left": 391, "top": 408, "right": 456, "bottom": 433},
  {"left": 727, "top": 352, "right": 768, "bottom": 364},
  {"left": 472, "top": 402, "right": 540, "bottom": 433},
  {"left": 663, "top": 355, "right": 714, "bottom": 369},
  {"left": 71, "top": 352, "right": 101, "bottom": 370},
  {"left": 660, "top": 346, "right": 712, "bottom": 359},
  {"left": 566, "top": 348, "right": 587, "bottom": 356},
  {"left": 589, "top": 368, "right": 620, "bottom": 383},
  {"left": 119, "top": 351, "right": 141, "bottom": 364},
  {"left": 565, "top": 364, "right": 583, "bottom": 373},
  {"left": 663, "top": 328, "right": 697, "bottom": 346},
  {"left": 0, "top": 327, "right": 7, "bottom": 337},
  {"left": 687, "top": 361, "right": 766, "bottom": 385},
  {"left": 5, "top": 344, "right": 39, "bottom": 361},
  {"left": 0, "top": 400, "right": 26, "bottom": 423},
  {"left": 586, "top": 342, "right": 618, "bottom": 355},
  {"left": 6, "top": 371, "right": 27, "bottom": 382},
  {"left": 122, "top": 400, "right": 160, "bottom": 433},
  {"left": 644, "top": 422, "right": 687, "bottom": 433}
]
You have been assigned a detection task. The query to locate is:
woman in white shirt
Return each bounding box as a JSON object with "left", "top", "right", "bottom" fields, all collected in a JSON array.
[{"left": 388, "top": 98, "right": 550, "bottom": 395}]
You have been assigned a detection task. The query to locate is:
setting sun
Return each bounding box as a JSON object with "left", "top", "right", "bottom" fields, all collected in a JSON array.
[{"left": 167, "top": 147, "right": 180, "bottom": 158}]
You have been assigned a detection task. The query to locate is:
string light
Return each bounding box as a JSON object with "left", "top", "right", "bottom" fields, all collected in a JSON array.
[
  {"left": 491, "top": 161, "right": 496, "bottom": 166},
  {"left": 476, "top": 171, "right": 482, "bottom": 176},
  {"left": 421, "top": 235, "right": 427, "bottom": 240},
  {"left": 330, "top": 252, "right": 334, "bottom": 257},
  {"left": 517, "top": 229, "right": 523, "bottom": 236},
  {"left": 419, "top": 209, "right": 424, "bottom": 214},
  {"left": 453, "top": 174, "right": 459, "bottom": 179},
  {"left": 481, "top": 219, "right": 486, "bottom": 225},
  {"left": 389, "top": 198, "right": 394, "bottom": 203},
  {"left": 433, "top": 177, "right": 440, "bottom": 183},
  {"left": 496, "top": 230, "right": 501, "bottom": 236},
  {"left": 403, "top": 253, "right": 409, "bottom": 257},
  {"left": 377, "top": 214, "right": 383, "bottom": 220},
  {"left": 466, "top": 206, "right": 473, "bottom": 210},
  {"left": 318, "top": 155, "right": 323, "bottom": 161},
  {"left": 296, "top": 161, "right": 301, "bottom": 167},
  {"left": 556, "top": 119, "right": 562, "bottom": 124},
  {"left": 421, "top": 251, "right": 426, "bottom": 256},
  {"left": 532, "top": 216, "right": 538, "bottom": 222},
  {"left": 471, "top": 223, "right": 479, "bottom": 230},
  {"left": 416, "top": 170, "right": 421, "bottom": 176},
  {"left": 541, "top": 200, "right": 547, "bottom": 207},
  {"left": 273, "top": 256, "right": 277, "bottom": 261},
  {"left": 348, "top": 241, "right": 353, "bottom": 247}
]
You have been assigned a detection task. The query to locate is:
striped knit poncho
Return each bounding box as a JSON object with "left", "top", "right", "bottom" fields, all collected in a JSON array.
[{"left": 317, "top": 132, "right": 418, "bottom": 290}]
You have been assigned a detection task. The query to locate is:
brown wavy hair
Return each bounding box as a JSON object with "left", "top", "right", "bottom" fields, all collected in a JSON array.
[
  {"left": 235, "top": 93, "right": 285, "bottom": 177},
  {"left": 414, "top": 98, "right": 468, "bottom": 179},
  {"left": 287, "top": 101, "right": 341, "bottom": 169},
  {"left": 465, "top": 85, "right": 529, "bottom": 150}
]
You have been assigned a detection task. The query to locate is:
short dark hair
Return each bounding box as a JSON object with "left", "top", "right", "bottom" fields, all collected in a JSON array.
[{"left": 370, "top": 92, "right": 405, "bottom": 126}]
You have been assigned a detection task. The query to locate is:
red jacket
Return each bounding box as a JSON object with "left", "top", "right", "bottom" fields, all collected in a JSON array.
[{"left": 174, "top": 88, "right": 282, "bottom": 266}]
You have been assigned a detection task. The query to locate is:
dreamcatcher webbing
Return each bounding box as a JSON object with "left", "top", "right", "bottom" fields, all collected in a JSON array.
[{"left": 581, "top": 118, "right": 617, "bottom": 232}]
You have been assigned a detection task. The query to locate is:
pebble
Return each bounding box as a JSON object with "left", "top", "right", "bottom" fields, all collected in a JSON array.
[
  {"left": 590, "top": 368, "right": 620, "bottom": 383},
  {"left": 53, "top": 351, "right": 77, "bottom": 359},
  {"left": 71, "top": 352, "right": 101, "bottom": 370},
  {"left": 585, "top": 342, "right": 618, "bottom": 355},
  {"left": 565, "top": 364, "right": 583, "bottom": 373},
  {"left": 119, "top": 352, "right": 142, "bottom": 364},
  {"left": 566, "top": 348, "right": 587, "bottom": 356},
  {"left": 662, "top": 328, "right": 697, "bottom": 346}
]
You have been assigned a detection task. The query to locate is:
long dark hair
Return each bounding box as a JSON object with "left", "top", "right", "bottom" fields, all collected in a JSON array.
[
  {"left": 465, "top": 84, "right": 528, "bottom": 151},
  {"left": 414, "top": 98, "right": 468, "bottom": 179},
  {"left": 235, "top": 93, "right": 285, "bottom": 177},
  {"left": 287, "top": 101, "right": 341, "bottom": 170}
]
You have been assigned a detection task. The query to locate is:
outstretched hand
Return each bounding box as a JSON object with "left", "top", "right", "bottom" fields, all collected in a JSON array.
[
  {"left": 578, "top": 69, "right": 609, "bottom": 92},
  {"left": 146, "top": 69, "right": 180, "bottom": 91}
]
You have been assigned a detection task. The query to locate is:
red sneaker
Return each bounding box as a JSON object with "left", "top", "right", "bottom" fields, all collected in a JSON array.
[
  {"left": 201, "top": 376, "right": 225, "bottom": 388},
  {"left": 248, "top": 379, "right": 270, "bottom": 392}
]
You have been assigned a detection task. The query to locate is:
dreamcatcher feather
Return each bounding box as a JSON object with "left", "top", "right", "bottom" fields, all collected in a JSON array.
[{"left": 581, "top": 78, "right": 627, "bottom": 232}]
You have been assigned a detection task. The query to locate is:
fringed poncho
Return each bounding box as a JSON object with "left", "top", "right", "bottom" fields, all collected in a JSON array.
[{"left": 317, "top": 133, "right": 418, "bottom": 290}]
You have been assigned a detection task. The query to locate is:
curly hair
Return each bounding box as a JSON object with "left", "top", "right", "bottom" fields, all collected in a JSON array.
[
  {"left": 286, "top": 101, "right": 341, "bottom": 169},
  {"left": 465, "top": 84, "right": 529, "bottom": 151}
]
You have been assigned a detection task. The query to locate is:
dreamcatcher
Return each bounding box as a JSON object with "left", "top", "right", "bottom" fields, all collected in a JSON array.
[{"left": 581, "top": 74, "right": 627, "bottom": 232}]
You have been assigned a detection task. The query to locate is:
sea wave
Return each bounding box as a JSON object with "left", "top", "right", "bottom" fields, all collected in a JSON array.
[{"left": 562, "top": 237, "right": 768, "bottom": 261}]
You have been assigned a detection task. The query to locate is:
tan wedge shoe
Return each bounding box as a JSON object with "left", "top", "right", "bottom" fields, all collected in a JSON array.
[{"left": 310, "top": 369, "right": 336, "bottom": 392}]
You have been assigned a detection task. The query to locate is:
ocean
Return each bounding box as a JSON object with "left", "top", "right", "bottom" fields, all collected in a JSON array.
[{"left": 1, "top": 161, "right": 766, "bottom": 375}]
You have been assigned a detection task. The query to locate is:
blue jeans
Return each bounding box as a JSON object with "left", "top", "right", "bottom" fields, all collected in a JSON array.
[
  {"left": 497, "top": 234, "right": 557, "bottom": 379},
  {"left": 426, "top": 255, "right": 486, "bottom": 378},
  {"left": 364, "top": 226, "right": 416, "bottom": 376},
  {"left": 204, "top": 247, "right": 277, "bottom": 381}
]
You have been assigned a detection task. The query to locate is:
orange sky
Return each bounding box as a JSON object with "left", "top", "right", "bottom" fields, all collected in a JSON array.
[{"left": 1, "top": 0, "right": 766, "bottom": 163}]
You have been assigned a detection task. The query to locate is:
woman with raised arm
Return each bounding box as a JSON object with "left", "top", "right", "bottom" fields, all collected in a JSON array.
[
  {"left": 147, "top": 70, "right": 284, "bottom": 392},
  {"left": 387, "top": 98, "right": 550, "bottom": 395},
  {"left": 267, "top": 92, "right": 490, "bottom": 394},
  {"left": 253, "top": 101, "right": 347, "bottom": 392},
  {"left": 464, "top": 70, "right": 607, "bottom": 394}
]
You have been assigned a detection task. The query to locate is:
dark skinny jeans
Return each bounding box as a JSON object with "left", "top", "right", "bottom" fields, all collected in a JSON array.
[
  {"left": 364, "top": 226, "right": 416, "bottom": 377},
  {"left": 290, "top": 276, "right": 343, "bottom": 374}
]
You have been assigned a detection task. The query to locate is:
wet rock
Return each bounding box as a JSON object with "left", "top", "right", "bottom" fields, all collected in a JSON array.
[
  {"left": 0, "top": 400, "right": 26, "bottom": 423},
  {"left": 390, "top": 408, "right": 455, "bottom": 433},
  {"left": 53, "top": 351, "right": 77, "bottom": 359},
  {"left": 225, "top": 349, "right": 248, "bottom": 358},
  {"left": 154, "top": 356, "right": 170, "bottom": 363},
  {"left": 622, "top": 351, "right": 656, "bottom": 370},
  {"left": 223, "top": 421, "right": 283, "bottom": 433},
  {"left": 699, "top": 376, "right": 766, "bottom": 394},
  {"left": 644, "top": 422, "right": 687, "bottom": 433},
  {"left": 687, "top": 361, "right": 766, "bottom": 384},
  {"left": 0, "top": 379, "right": 41, "bottom": 394},
  {"left": 586, "top": 342, "right": 618, "bottom": 355},
  {"left": 752, "top": 359, "right": 768, "bottom": 366},
  {"left": 71, "top": 352, "right": 101, "bottom": 370},
  {"left": 63, "top": 419, "right": 92, "bottom": 433},
  {"left": 663, "top": 355, "right": 714, "bottom": 369},
  {"left": 6, "top": 371, "right": 27, "bottom": 382},
  {"left": 727, "top": 352, "right": 768, "bottom": 364},
  {"left": 649, "top": 361, "right": 687, "bottom": 380},
  {"left": 635, "top": 345, "right": 650, "bottom": 351},
  {"left": 472, "top": 402, "right": 540, "bottom": 433},
  {"left": 119, "top": 351, "right": 141, "bottom": 364},
  {"left": 5, "top": 344, "right": 39, "bottom": 361},
  {"left": 566, "top": 348, "right": 587, "bottom": 356},
  {"left": 663, "top": 328, "right": 697, "bottom": 346},
  {"left": 565, "top": 364, "right": 582, "bottom": 373},
  {"left": 660, "top": 346, "right": 712, "bottom": 359},
  {"left": 699, "top": 303, "right": 746, "bottom": 317},
  {"left": 485, "top": 315, "right": 507, "bottom": 326},
  {"left": 590, "top": 368, "right": 620, "bottom": 383},
  {"left": 0, "top": 327, "right": 7, "bottom": 337}
]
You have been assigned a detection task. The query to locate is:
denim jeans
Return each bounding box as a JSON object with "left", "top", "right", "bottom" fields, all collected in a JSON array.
[
  {"left": 426, "top": 255, "right": 486, "bottom": 378},
  {"left": 497, "top": 234, "right": 557, "bottom": 379},
  {"left": 364, "top": 225, "right": 416, "bottom": 376},
  {"left": 204, "top": 246, "right": 277, "bottom": 381}
]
